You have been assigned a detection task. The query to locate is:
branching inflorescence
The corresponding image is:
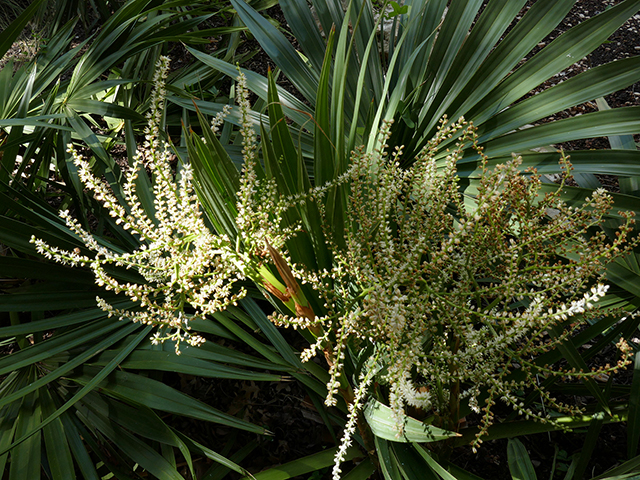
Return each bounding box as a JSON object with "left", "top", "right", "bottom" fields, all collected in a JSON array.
[
  {"left": 32, "top": 57, "right": 638, "bottom": 477},
  {"left": 32, "top": 56, "right": 246, "bottom": 353},
  {"left": 272, "top": 116, "right": 637, "bottom": 465}
]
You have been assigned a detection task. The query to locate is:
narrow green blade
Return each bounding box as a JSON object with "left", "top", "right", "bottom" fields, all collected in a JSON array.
[
  {"left": 628, "top": 352, "right": 640, "bottom": 459},
  {"left": 238, "top": 445, "right": 361, "bottom": 480},
  {"left": 364, "top": 398, "right": 459, "bottom": 443},
  {"left": 507, "top": 438, "right": 538, "bottom": 480}
]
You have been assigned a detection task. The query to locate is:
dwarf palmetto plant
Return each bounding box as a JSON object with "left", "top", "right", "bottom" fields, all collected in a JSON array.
[
  {"left": 5, "top": 0, "right": 640, "bottom": 478},
  {"left": 179, "top": 0, "right": 640, "bottom": 477}
]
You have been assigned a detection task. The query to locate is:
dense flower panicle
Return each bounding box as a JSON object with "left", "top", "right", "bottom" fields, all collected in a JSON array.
[
  {"left": 270, "top": 116, "right": 637, "bottom": 464},
  {"left": 231, "top": 110, "right": 636, "bottom": 477},
  {"left": 31, "top": 56, "right": 247, "bottom": 353}
]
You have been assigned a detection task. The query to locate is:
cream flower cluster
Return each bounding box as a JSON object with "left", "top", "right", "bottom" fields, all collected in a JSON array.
[
  {"left": 275, "top": 117, "right": 637, "bottom": 463},
  {"left": 32, "top": 56, "right": 246, "bottom": 353}
]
